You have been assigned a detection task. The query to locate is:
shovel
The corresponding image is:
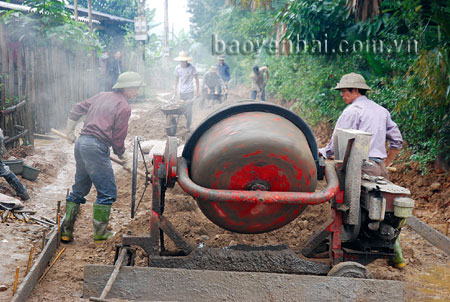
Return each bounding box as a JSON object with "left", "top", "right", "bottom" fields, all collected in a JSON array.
[{"left": 50, "top": 128, "right": 146, "bottom": 177}]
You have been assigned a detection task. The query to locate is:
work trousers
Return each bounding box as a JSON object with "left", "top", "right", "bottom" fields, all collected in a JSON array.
[
  {"left": 0, "top": 161, "right": 28, "bottom": 196},
  {"left": 180, "top": 92, "right": 194, "bottom": 132},
  {"left": 251, "top": 88, "right": 265, "bottom": 101},
  {"left": 66, "top": 135, "right": 117, "bottom": 206}
]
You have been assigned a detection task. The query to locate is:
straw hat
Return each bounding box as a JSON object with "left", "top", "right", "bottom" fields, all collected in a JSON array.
[
  {"left": 112, "top": 72, "right": 145, "bottom": 89},
  {"left": 217, "top": 55, "right": 225, "bottom": 60},
  {"left": 334, "top": 73, "right": 371, "bottom": 90},
  {"left": 174, "top": 51, "right": 192, "bottom": 62},
  {"left": 209, "top": 65, "right": 218, "bottom": 72}
]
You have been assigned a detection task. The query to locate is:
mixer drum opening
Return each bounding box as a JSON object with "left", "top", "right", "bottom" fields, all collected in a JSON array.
[{"left": 188, "top": 106, "right": 318, "bottom": 234}]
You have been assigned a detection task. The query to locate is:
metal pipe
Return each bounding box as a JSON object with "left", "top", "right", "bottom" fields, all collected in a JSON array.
[{"left": 177, "top": 158, "right": 339, "bottom": 205}]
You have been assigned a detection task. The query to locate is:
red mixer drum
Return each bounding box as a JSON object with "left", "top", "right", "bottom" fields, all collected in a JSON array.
[{"left": 182, "top": 102, "right": 319, "bottom": 233}]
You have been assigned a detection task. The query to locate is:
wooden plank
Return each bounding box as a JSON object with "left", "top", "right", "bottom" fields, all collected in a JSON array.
[
  {"left": 34, "top": 48, "right": 41, "bottom": 133},
  {"left": 28, "top": 48, "right": 35, "bottom": 144},
  {"left": 406, "top": 216, "right": 450, "bottom": 256},
  {"left": 2, "top": 100, "right": 26, "bottom": 114},
  {"left": 44, "top": 47, "right": 51, "bottom": 132},
  {"left": 17, "top": 43, "right": 23, "bottom": 102},
  {"left": 8, "top": 43, "right": 14, "bottom": 100},
  {"left": 5, "top": 129, "right": 28, "bottom": 145},
  {"left": 83, "top": 266, "right": 404, "bottom": 302},
  {"left": 11, "top": 218, "right": 65, "bottom": 302},
  {"left": 0, "top": 23, "right": 8, "bottom": 108},
  {"left": 22, "top": 47, "right": 33, "bottom": 144}
]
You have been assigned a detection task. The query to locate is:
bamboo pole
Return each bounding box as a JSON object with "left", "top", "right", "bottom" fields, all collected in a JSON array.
[
  {"left": 77, "top": 54, "right": 82, "bottom": 102},
  {"left": 57, "top": 48, "right": 64, "bottom": 126},
  {"left": 16, "top": 44, "right": 25, "bottom": 147},
  {"left": 8, "top": 45, "right": 14, "bottom": 101},
  {"left": 65, "top": 52, "right": 71, "bottom": 114},
  {"left": 28, "top": 48, "right": 35, "bottom": 144},
  {"left": 38, "top": 247, "right": 66, "bottom": 283},
  {"left": 51, "top": 44, "right": 58, "bottom": 126},
  {"left": 34, "top": 48, "right": 41, "bottom": 133},
  {"left": 26, "top": 246, "right": 34, "bottom": 275},
  {"left": 74, "top": 0, "right": 78, "bottom": 21},
  {"left": 0, "top": 23, "right": 8, "bottom": 109},
  {"left": 17, "top": 44, "right": 23, "bottom": 102},
  {"left": 44, "top": 47, "right": 52, "bottom": 132},
  {"left": 88, "top": 0, "right": 93, "bottom": 34},
  {"left": 13, "top": 266, "right": 19, "bottom": 296}
]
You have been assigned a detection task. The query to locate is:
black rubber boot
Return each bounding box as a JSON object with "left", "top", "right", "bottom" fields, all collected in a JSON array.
[{"left": 4, "top": 172, "right": 29, "bottom": 201}]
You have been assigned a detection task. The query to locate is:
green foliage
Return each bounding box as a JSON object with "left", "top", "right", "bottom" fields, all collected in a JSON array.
[
  {"left": 67, "top": 0, "right": 138, "bottom": 19},
  {"left": 188, "top": 0, "right": 226, "bottom": 42},
  {"left": 2, "top": 0, "right": 101, "bottom": 52},
  {"left": 268, "top": 0, "right": 449, "bottom": 168},
  {"left": 23, "top": 0, "right": 71, "bottom": 24},
  {"left": 265, "top": 54, "right": 363, "bottom": 123},
  {"left": 276, "top": 0, "right": 353, "bottom": 51}
]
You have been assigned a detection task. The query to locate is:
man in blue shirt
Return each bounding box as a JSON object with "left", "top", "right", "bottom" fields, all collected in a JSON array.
[{"left": 216, "top": 56, "right": 230, "bottom": 88}]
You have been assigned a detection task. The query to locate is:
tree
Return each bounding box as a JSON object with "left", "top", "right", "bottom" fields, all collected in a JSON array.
[
  {"left": 67, "top": 0, "right": 138, "bottom": 19},
  {"left": 345, "top": 0, "right": 381, "bottom": 21},
  {"left": 188, "top": 0, "right": 225, "bottom": 42},
  {"left": 226, "top": 0, "right": 273, "bottom": 11}
]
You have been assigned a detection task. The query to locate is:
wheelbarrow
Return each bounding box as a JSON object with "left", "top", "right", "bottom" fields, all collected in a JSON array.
[
  {"left": 160, "top": 97, "right": 194, "bottom": 136},
  {"left": 200, "top": 93, "right": 226, "bottom": 109}
]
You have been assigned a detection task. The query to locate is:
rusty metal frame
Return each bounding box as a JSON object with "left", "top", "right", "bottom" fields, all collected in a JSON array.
[{"left": 177, "top": 158, "right": 339, "bottom": 206}]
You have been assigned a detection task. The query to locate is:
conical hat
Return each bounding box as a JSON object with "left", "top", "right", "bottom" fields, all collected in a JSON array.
[
  {"left": 174, "top": 51, "right": 192, "bottom": 61},
  {"left": 334, "top": 73, "right": 371, "bottom": 90},
  {"left": 112, "top": 72, "right": 145, "bottom": 89}
]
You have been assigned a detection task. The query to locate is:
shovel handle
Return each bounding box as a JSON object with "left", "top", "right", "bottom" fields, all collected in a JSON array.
[{"left": 50, "top": 128, "right": 146, "bottom": 177}]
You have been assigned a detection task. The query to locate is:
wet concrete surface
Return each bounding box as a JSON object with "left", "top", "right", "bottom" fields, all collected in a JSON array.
[
  {"left": 405, "top": 264, "right": 450, "bottom": 302},
  {"left": 83, "top": 266, "right": 404, "bottom": 302},
  {"left": 148, "top": 245, "right": 330, "bottom": 275}
]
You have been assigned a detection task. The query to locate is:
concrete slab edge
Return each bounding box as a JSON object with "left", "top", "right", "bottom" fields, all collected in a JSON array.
[
  {"left": 407, "top": 216, "right": 450, "bottom": 256},
  {"left": 11, "top": 217, "right": 65, "bottom": 302},
  {"left": 84, "top": 265, "right": 404, "bottom": 302}
]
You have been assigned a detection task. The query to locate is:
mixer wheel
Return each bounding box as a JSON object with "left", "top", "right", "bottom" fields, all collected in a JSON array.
[
  {"left": 130, "top": 136, "right": 150, "bottom": 218},
  {"left": 131, "top": 136, "right": 139, "bottom": 218},
  {"left": 327, "top": 261, "right": 372, "bottom": 279}
]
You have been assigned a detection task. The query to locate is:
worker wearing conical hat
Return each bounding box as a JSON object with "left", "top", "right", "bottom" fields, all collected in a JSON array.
[
  {"left": 320, "top": 72, "right": 405, "bottom": 269},
  {"left": 63, "top": 72, "right": 145, "bottom": 244},
  {"left": 319, "top": 72, "right": 403, "bottom": 172},
  {"left": 174, "top": 51, "right": 199, "bottom": 133}
]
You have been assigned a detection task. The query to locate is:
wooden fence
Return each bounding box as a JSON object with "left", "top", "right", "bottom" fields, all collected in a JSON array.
[
  {"left": 0, "top": 22, "right": 165, "bottom": 149},
  {"left": 0, "top": 22, "right": 101, "bottom": 147}
]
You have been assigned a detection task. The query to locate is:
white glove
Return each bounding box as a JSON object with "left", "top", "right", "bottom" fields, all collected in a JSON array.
[
  {"left": 119, "top": 152, "right": 133, "bottom": 171},
  {"left": 66, "top": 119, "right": 78, "bottom": 143}
]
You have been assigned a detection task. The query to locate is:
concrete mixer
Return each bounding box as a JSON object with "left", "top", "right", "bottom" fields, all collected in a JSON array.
[{"left": 122, "top": 101, "right": 415, "bottom": 278}]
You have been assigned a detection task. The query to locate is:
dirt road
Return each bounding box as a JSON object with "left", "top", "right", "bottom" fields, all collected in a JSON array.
[{"left": 1, "top": 90, "right": 449, "bottom": 301}]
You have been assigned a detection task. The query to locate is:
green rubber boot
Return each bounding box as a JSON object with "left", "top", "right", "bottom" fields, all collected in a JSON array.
[
  {"left": 61, "top": 202, "right": 80, "bottom": 243},
  {"left": 387, "top": 237, "right": 406, "bottom": 269},
  {"left": 93, "top": 204, "right": 114, "bottom": 243},
  {"left": 388, "top": 219, "right": 406, "bottom": 269}
]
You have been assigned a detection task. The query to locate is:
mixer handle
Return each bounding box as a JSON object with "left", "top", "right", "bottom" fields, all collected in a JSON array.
[{"left": 177, "top": 158, "right": 340, "bottom": 206}]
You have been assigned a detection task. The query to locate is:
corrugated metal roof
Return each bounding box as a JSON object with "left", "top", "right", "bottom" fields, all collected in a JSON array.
[
  {"left": 65, "top": 4, "right": 133, "bottom": 23},
  {"left": 0, "top": 1, "right": 132, "bottom": 25}
]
